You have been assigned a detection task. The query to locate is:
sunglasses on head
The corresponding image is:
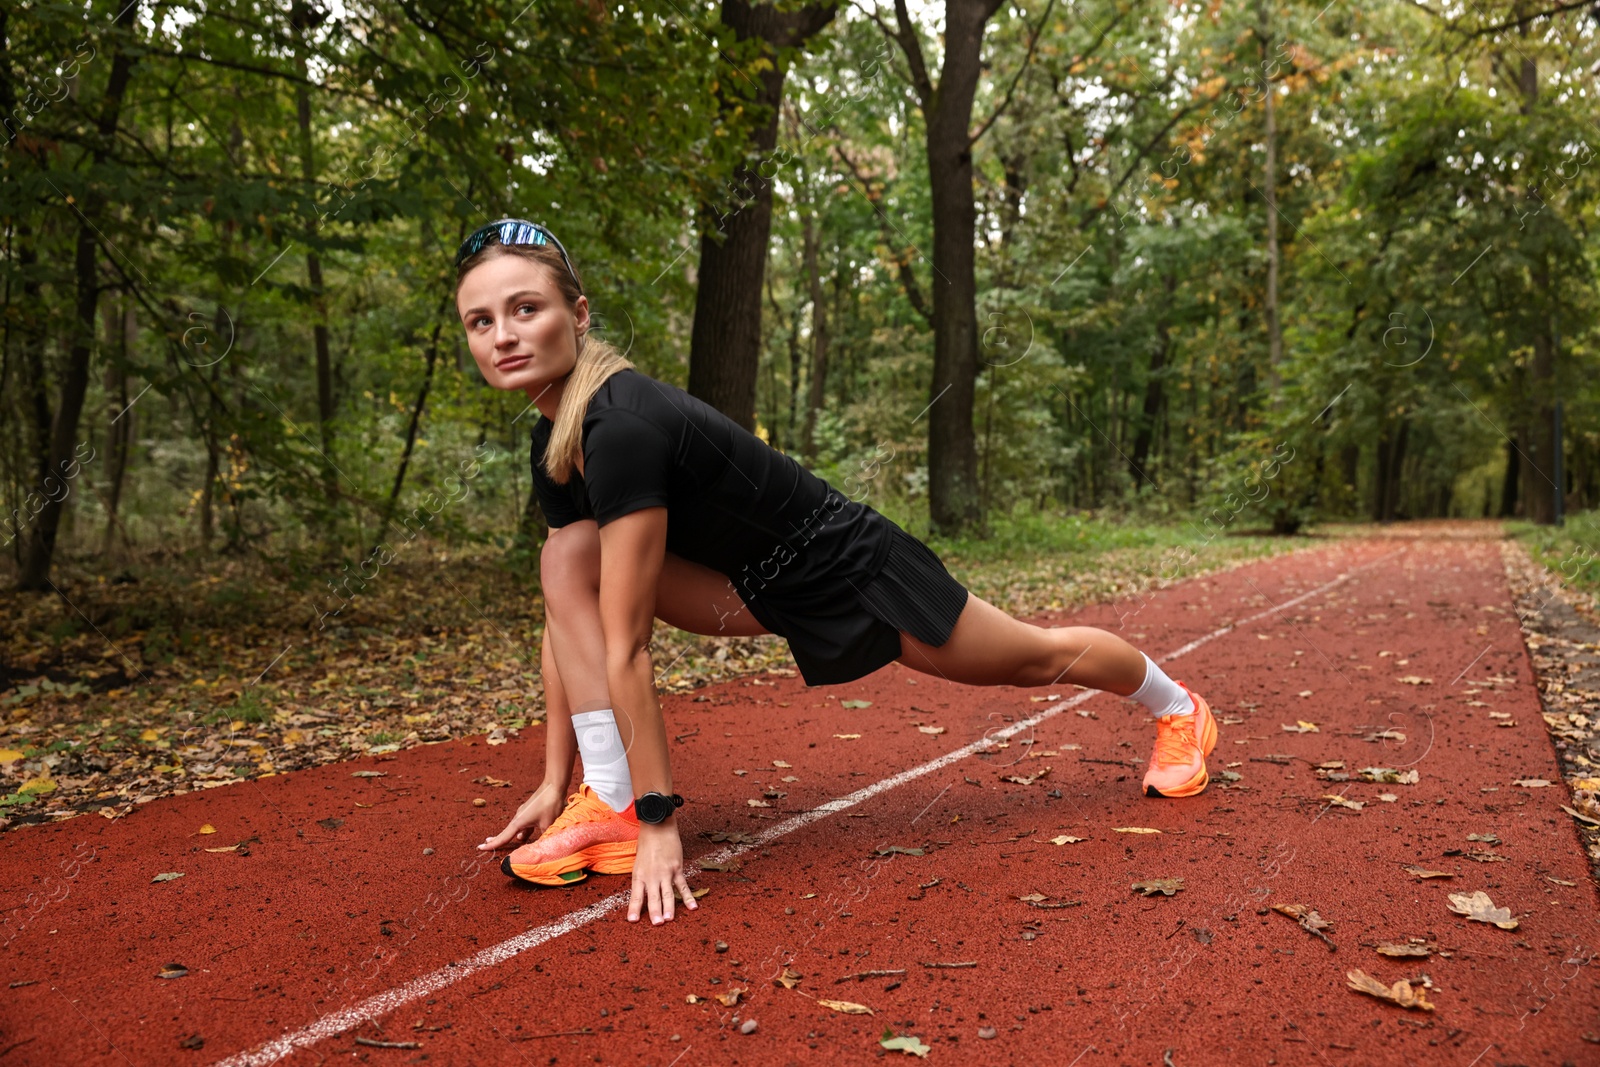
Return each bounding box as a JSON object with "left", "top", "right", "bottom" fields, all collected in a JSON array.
[{"left": 455, "top": 218, "right": 582, "bottom": 292}]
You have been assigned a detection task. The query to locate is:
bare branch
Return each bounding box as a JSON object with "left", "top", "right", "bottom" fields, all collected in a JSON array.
[{"left": 969, "top": 0, "right": 1060, "bottom": 148}]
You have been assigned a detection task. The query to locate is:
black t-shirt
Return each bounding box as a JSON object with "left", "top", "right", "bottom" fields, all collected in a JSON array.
[{"left": 529, "top": 368, "right": 893, "bottom": 610}]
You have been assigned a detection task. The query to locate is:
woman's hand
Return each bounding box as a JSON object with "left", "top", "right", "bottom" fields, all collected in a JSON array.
[
  {"left": 628, "top": 820, "right": 698, "bottom": 925},
  {"left": 478, "top": 781, "right": 568, "bottom": 851}
]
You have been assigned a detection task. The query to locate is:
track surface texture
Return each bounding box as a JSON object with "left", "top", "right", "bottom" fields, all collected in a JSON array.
[{"left": 4, "top": 524, "right": 1598, "bottom": 1066}]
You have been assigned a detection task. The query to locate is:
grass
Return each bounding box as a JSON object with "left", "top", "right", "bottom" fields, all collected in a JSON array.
[{"left": 1506, "top": 508, "right": 1600, "bottom": 601}]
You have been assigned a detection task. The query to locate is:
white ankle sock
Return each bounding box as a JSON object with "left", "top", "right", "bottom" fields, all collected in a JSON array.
[
  {"left": 1129, "top": 653, "right": 1193, "bottom": 718},
  {"left": 570, "top": 708, "right": 634, "bottom": 812}
]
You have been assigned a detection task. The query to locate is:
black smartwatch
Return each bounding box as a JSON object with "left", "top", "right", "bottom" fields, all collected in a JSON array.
[{"left": 634, "top": 792, "right": 684, "bottom": 824}]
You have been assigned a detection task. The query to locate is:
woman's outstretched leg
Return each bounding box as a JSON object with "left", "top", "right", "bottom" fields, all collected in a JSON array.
[{"left": 894, "top": 593, "right": 1217, "bottom": 797}]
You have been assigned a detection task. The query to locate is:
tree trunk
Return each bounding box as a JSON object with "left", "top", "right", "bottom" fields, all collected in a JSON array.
[
  {"left": 894, "top": 0, "right": 1006, "bottom": 534},
  {"left": 17, "top": 1, "right": 141, "bottom": 590},
  {"left": 687, "top": 0, "right": 838, "bottom": 431},
  {"left": 1131, "top": 272, "right": 1175, "bottom": 485},
  {"left": 1257, "top": 0, "right": 1283, "bottom": 400},
  {"left": 800, "top": 191, "right": 830, "bottom": 459},
  {"left": 293, "top": 5, "right": 336, "bottom": 465},
  {"left": 101, "top": 301, "right": 134, "bottom": 555}
]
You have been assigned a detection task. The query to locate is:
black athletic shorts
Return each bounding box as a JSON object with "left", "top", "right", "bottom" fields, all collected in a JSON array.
[{"left": 740, "top": 518, "right": 970, "bottom": 686}]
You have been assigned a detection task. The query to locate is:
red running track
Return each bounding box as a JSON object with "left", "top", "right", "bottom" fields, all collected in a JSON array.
[{"left": 2, "top": 529, "right": 1597, "bottom": 1066}]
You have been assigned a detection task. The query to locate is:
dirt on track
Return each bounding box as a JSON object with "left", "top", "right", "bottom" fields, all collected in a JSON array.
[{"left": 3, "top": 523, "right": 1597, "bottom": 1067}]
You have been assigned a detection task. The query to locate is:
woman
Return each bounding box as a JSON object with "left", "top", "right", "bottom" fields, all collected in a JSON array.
[{"left": 455, "top": 219, "right": 1217, "bottom": 926}]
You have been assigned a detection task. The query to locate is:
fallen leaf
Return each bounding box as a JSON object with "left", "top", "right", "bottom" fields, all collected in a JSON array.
[
  {"left": 1397, "top": 676, "right": 1433, "bottom": 686},
  {"left": 1346, "top": 969, "right": 1435, "bottom": 1011},
  {"left": 1297, "top": 692, "right": 1314, "bottom": 699},
  {"left": 916, "top": 725, "right": 946, "bottom": 735},
  {"left": 874, "top": 845, "right": 926, "bottom": 857},
  {"left": 1017, "top": 892, "right": 1047, "bottom": 902},
  {"left": 691, "top": 887, "right": 710, "bottom": 899},
  {"left": 1545, "top": 877, "right": 1578, "bottom": 887},
  {"left": 156, "top": 963, "right": 189, "bottom": 980},
  {"left": 1403, "top": 865, "right": 1454, "bottom": 879},
  {"left": 152, "top": 872, "right": 185, "bottom": 883},
  {"left": 1378, "top": 793, "right": 1398, "bottom": 803},
  {"left": 1282, "top": 720, "right": 1319, "bottom": 733},
  {"left": 1359, "top": 767, "right": 1420, "bottom": 785},
  {"left": 772, "top": 760, "right": 792, "bottom": 768},
  {"left": 198, "top": 824, "right": 217, "bottom": 835},
  {"left": 1001, "top": 767, "right": 1049, "bottom": 785},
  {"left": 774, "top": 966, "right": 803, "bottom": 990},
  {"left": 1447, "top": 890, "right": 1518, "bottom": 929},
  {"left": 833, "top": 734, "right": 861, "bottom": 740},
  {"left": 714, "top": 987, "right": 747, "bottom": 1007},
  {"left": 747, "top": 799, "right": 771, "bottom": 808},
  {"left": 1321, "top": 794, "right": 1365, "bottom": 811},
  {"left": 698, "top": 860, "right": 742, "bottom": 872},
  {"left": 1273, "top": 903, "right": 1335, "bottom": 946},
  {"left": 840, "top": 700, "right": 872, "bottom": 709},
  {"left": 1131, "top": 877, "right": 1183, "bottom": 896},
  {"left": 473, "top": 775, "right": 511, "bottom": 787},
  {"left": 879, "top": 1029, "right": 932, "bottom": 1057},
  {"left": 17, "top": 777, "right": 55, "bottom": 796},
  {"left": 818, "top": 999, "right": 874, "bottom": 1015},
  {"left": 1560, "top": 805, "right": 1600, "bottom": 826},
  {"left": 781, "top": 775, "right": 799, "bottom": 783},
  {"left": 1376, "top": 942, "right": 1433, "bottom": 958},
  {"left": 1513, "top": 779, "right": 1551, "bottom": 788},
  {"left": 351, "top": 770, "right": 387, "bottom": 778},
  {"left": 1113, "top": 827, "right": 1162, "bottom": 834},
  {"left": 203, "top": 845, "right": 239, "bottom": 854},
  {"left": 685, "top": 994, "right": 705, "bottom": 1004},
  {"left": 0, "top": 749, "right": 24, "bottom": 763},
  {"left": 1466, "top": 833, "right": 1500, "bottom": 844},
  {"left": 1049, "top": 835, "right": 1086, "bottom": 845},
  {"left": 1363, "top": 730, "right": 1405, "bottom": 743}
]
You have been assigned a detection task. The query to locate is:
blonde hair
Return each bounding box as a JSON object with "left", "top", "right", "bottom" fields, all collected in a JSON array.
[
  {"left": 541, "top": 332, "right": 634, "bottom": 485},
  {"left": 454, "top": 240, "right": 634, "bottom": 485}
]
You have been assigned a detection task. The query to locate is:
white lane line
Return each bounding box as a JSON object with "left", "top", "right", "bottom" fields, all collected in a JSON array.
[{"left": 214, "top": 545, "right": 1403, "bottom": 1066}]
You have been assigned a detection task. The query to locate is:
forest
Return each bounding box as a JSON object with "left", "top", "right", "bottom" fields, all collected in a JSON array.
[{"left": 2, "top": 0, "right": 1597, "bottom": 584}]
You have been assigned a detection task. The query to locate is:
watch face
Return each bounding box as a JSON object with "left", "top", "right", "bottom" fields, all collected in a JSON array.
[{"left": 637, "top": 794, "right": 668, "bottom": 823}]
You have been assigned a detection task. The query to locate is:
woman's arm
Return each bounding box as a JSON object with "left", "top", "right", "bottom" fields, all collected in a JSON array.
[
  {"left": 596, "top": 505, "right": 696, "bottom": 925},
  {"left": 477, "top": 612, "right": 579, "bottom": 852}
]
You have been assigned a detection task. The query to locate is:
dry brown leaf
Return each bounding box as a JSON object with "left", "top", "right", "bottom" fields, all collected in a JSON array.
[
  {"left": 1113, "top": 827, "right": 1162, "bottom": 834},
  {"left": 747, "top": 799, "right": 771, "bottom": 808},
  {"left": 691, "top": 887, "right": 710, "bottom": 899},
  {"left": 1016, "top": 892, "right": 1047, "bottom": 902},
  {"left": 1131, "top": 878, "right": 1184, "bottom": 896},
  {"left": 197, "top": 824, "right": 217, "bottom": 835},
  {"left": 817, "top": 999, "right": 874, "bottom": 1015},
  {"left": 1049, "top": 835, "right": 1086, "bottom": 845},
  {"left": 1397, "top": 676, "right": 1433, "bottom": 686},
  {"left": 1447, "top": 890, "right": 1518, "bottom": 929},
  {"left": 833, "top": 734, "right": 861, "bottom": 740},
  {"left": 1375, "top": 942, "right": 1433, "bottom": 958},
  {"left": 1402, "top": 865, "right": 1454, "bottom": 880},
  {"left": 1281, "top": 720, "right": 1319, "bottom": 733},
  {"left": 916, "top": 725, "right": 946, "bottom": 735},
  {"left": 1321, "top": 794, "right": 1365, "bottom": 811},
  {"left": 1001, "top": 766, "right": 1049, "bottom": 785},
  {"left": 714, "top": 987, "right": 748, "bottom": 1007},
  {"left": 1513, "top": 779, "right": 1551, "bottom": 788},
  {"left": 774, "top": 966, "right": 803, "bottom": 990},
  {"left": 772, "top": 760, "right": 791, "bottom": 768},
  {"left": 1273, "top": 903, "right": 1335, "bottom": 946},
  {"left": 1346, "top": 969, "right": 1435, "bottom": 1011}
]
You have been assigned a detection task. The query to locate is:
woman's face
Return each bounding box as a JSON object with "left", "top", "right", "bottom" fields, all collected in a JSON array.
[{"left": 456, "top": 254, "right": 589, "bottom": 394}]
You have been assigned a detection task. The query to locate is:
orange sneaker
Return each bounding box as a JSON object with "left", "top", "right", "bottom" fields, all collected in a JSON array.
[
  {"left": 501, "top": 784, "right": 640, "bottom": 886},
  {"left": 1142, "top": 682, "right": 1218, "bottom": 798}
]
